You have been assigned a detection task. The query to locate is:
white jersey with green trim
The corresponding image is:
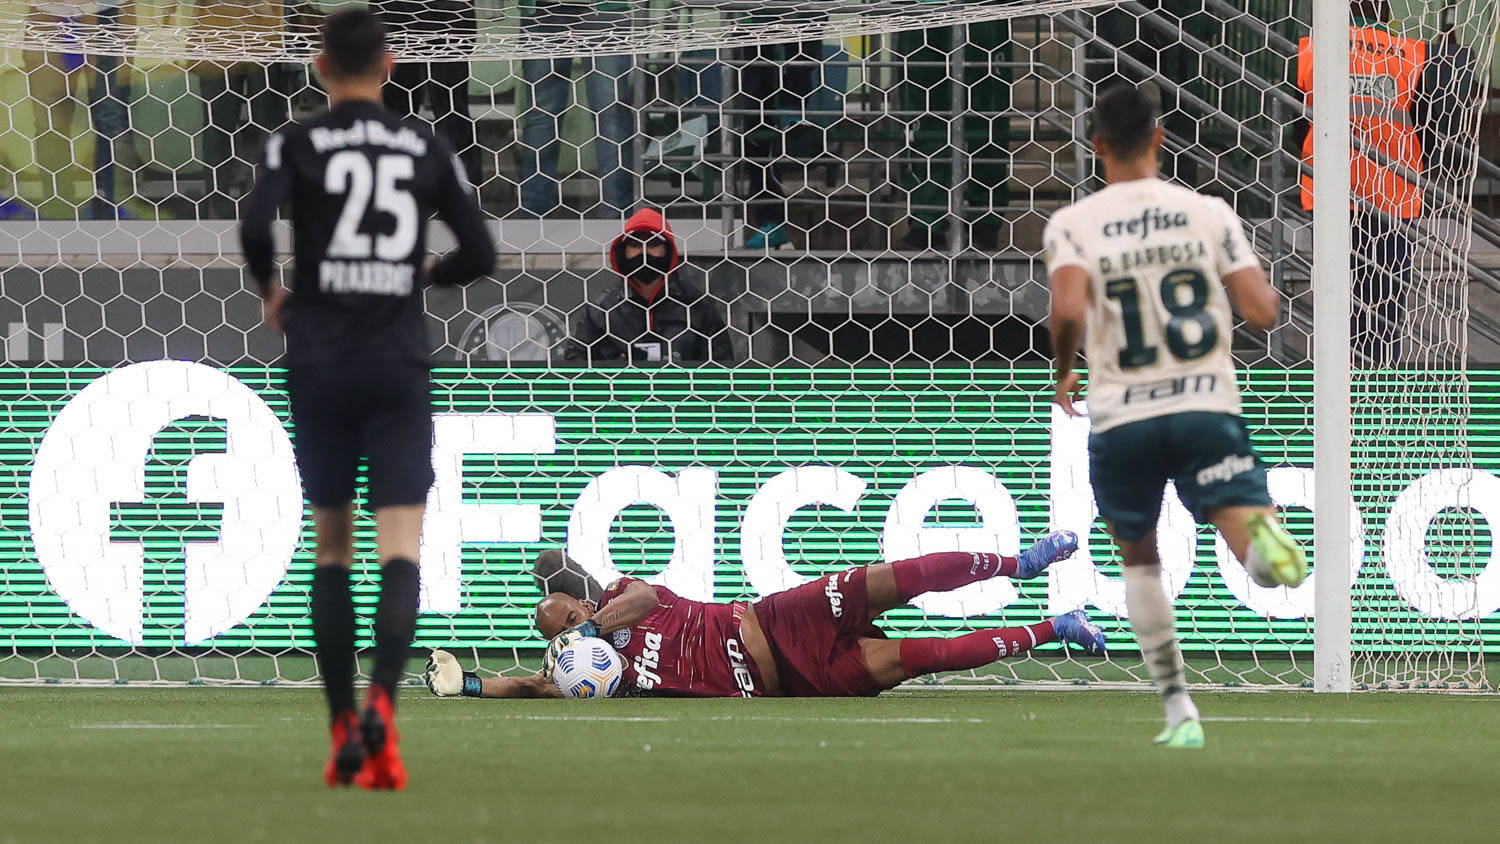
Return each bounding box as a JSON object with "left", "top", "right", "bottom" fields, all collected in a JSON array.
[{"left": 1043, "top": 177, "right": 1261, "bottom": 433}]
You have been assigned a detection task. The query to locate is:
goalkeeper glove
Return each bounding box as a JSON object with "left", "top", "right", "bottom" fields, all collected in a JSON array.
[
  {"left": 425, "top": 649, "right": 483, "bottom": 698},
  {"left": 542, "top": 621, "right": 600, "bottom": 677}
]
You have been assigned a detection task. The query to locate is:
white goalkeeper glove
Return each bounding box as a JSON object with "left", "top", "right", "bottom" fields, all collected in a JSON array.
[
  {"left": 542, "top": 624, "right": 595, "bottom": 677},
  {"left": 425, "top": 649, "right": 481, "bottom": 697}
]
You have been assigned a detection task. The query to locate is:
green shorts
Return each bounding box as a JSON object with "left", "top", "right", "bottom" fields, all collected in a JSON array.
[{"left": 1087, "top": 411, "right": 1271, "bottom": 542}]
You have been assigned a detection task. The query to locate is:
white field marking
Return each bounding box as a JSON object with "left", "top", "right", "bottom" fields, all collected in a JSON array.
[
  {"left": 397, "top": 712, "right": 988, "bottom": 725},
  {"left": 1126, "top": 716, "right": 1396, "bottom": 725},
  {"left": 71, "top": 723, "right": 251, "bottom": 730}
]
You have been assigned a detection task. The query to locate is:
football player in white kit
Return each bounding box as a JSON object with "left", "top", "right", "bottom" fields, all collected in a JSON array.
[{"left": 1043, "top": 83, "right": 1308, "bottom": 749}]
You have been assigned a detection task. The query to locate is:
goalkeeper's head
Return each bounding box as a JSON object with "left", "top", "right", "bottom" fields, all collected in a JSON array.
[
  {"left": 1090, "top": 82, "right": 1163, "bottom": 179},
  {"left": 316, "top": 7, "right": 392, "bottom": 92},
  {"left": 532, "top": 549, "right": 604, "bottom": 603}
]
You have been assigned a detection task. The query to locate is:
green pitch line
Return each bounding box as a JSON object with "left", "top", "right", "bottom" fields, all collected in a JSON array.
[{"left": 0, "top": 688, "right": 1495, "bottom": 843}]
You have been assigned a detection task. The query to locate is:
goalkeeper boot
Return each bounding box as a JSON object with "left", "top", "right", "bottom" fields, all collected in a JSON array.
[
  {"left": 355, "top": 685, "right": 408, "bottom": 791},
  {"left": 1247, "top": 512, "right": 1308, "bottom": 588},
  {"left": 1053, "top": 610, "right": 1107, "bottom": 656},
  {"left": 323, "top": 710, "right": 365, "bottom": 788},
  {"left": 1153, "top": 719, "right": 1205, "bottom": 749},
  {"left": 1015, "top": 530, "right": 1080, "bottom": 580}
]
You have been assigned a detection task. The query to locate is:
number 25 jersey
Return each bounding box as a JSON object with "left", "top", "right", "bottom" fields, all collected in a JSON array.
[
  {"left": 239, "top": 100, "right": 495, "bottom": 368},
  {"left": 1042, "top": 177, "right": 1261, "bottom": 433}
]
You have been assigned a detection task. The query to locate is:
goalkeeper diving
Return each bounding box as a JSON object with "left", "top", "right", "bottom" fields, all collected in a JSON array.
[{"left": 425, "top": 534, "right": 1105, "bottom": 699}]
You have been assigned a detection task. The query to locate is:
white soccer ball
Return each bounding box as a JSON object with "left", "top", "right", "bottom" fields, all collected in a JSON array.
[{"left": 551, "top": 637, "right": 623, "bottom": 699}]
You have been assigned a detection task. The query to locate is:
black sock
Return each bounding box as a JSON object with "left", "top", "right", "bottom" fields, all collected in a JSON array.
[
  {"left": 310, "top": 565, "right": 356, "bottom": 720},
  {"left": 371, "top": 558, "right": 421, "bottom": 700}
]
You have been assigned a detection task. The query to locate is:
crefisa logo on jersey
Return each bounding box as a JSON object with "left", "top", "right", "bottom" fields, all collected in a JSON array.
[
  {"left": 1101, "top": 207, "right": 1189, "bottom": 238},
  {"left": 457, "top": 303, "right": 569, "bottom": 363}
]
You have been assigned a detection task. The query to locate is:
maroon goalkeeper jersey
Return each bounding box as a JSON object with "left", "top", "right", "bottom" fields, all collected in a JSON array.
[{"left": 596, "top": 577, "right": 761, "bottom": 698}]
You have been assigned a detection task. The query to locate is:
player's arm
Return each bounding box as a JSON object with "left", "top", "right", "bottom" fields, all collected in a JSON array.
[
  {"left": 428, "top": 146, "right": 497, "bottom": 286},
  {"left": 479, "top": 673, "right": 563, "bottom": 699},
  {"left": 588, "top": 579, "right": 659, "bottom": 635},
  {"left": 1215, "top": 199, "right": 1278, "bottom": 333},
  {"left": 425, "top": 650, "right": 563, "bottom": 699},
  {"left": 1044, "top": 214, "right": 1090, "bottom": 417},
  {"left": 238, "top": 131, "right": 290, "bottom": 298}
]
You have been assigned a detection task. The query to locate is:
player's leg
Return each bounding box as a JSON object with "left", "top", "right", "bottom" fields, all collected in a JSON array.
[
  {"left": 1092, "top": 417, "right": 1203, "bottom": 748},
  {"left": 369, "top": 502, "right": 423, "bottom": 700},
  {"left": 309, "top": 505, "right": 364, "bottom": 785},
  {"left": 1171, "top": 413, "right": 1306, "bottom": 590},
  {"left": 1211, "top": 505, "right": 1306, "bottom": 589},
  {"left": 1115, "top": 530, "right": 1202, "bottom": 748},
  {"left": 288, "top": 367, "right": 367, "bottom": 785},
  {"left": 858, "top": 610, "right": 1104, "bottom": 689},
  {"left": 354, "top": 367, "right": 435, "bottom": 791},
  {"left": 862, "top": 530, "right": 1079, "bottom": 619}
]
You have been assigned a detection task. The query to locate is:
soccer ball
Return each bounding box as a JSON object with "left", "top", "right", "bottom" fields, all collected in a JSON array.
[{"left": 551, "top": 637, "right": 623, "bottom": 699}]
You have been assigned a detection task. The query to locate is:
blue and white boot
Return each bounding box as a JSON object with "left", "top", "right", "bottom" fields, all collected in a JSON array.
[
  {"left": 1053, "top": 610, "right": 1107, "bottom": 655},
  {"left": 1014, "top": 530, "right": 1079, "bottom": 580}
]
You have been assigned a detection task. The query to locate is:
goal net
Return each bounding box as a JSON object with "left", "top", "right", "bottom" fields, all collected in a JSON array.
[{"left": 0, "top": 1, "right": 1494, "bottom": 690}]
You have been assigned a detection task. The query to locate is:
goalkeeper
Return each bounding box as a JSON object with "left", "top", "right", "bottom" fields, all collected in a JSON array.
[{"left": 425, "top": 534, "right": 1105, "bottom": 699}]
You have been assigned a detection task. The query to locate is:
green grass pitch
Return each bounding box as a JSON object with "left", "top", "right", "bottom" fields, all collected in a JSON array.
[{"left": 0, "top": 687, "right": 1494, "bottom": 842}]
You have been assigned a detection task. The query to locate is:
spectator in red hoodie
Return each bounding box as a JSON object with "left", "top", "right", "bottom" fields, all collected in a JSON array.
[{"left": 562, "top": 209, "right": 735, "bottom": 364}]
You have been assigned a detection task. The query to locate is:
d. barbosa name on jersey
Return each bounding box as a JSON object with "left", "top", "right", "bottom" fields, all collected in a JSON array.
[{"left": 1100, "top": 240, "right": 1210, "bottom": 275}]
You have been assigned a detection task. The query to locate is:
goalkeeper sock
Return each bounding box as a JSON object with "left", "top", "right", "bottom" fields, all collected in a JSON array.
[
  {"left": 310, "top": 565, "right": 357, "bottom": 719},
  {"left": 1123, "top": 563, "right": 1200, "bottom": 728},
  {"left": 371, "top": 557, "right": 421, "bottom": 700},
  {"left": 890, "top": 552, "right": 1018, "bottom": 603},
  {"left": 897, "top": 621, "right": 1055, "bottom": 676}
]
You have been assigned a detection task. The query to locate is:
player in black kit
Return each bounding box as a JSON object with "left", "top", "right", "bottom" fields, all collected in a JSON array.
[{"left": 238, "top": 8, "right": 495, "bottom": 791}]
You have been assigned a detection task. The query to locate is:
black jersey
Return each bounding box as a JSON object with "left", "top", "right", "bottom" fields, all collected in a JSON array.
[{"left": 239, "top": 99, "right": 495, "bottom": 367}]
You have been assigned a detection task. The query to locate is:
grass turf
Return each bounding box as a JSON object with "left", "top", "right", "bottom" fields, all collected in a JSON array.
[{"left": 0, "top": 687, "right": 1494, "bottom": 842}]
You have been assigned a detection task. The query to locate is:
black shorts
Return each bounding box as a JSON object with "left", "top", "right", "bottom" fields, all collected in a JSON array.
[{"left": 286, "top": 363, "right": 435, "bottom": 509}]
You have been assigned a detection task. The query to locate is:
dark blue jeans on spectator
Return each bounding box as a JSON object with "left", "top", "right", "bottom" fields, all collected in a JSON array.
[
  {"left": 518, "top": 5, "right": 634, "bottom": 218},
  {"left": 88, "top": 2, "right": 128, "bottom": 218},
  {"left": 1351, "top": 211, "right": 1411, "bottom": 367}
]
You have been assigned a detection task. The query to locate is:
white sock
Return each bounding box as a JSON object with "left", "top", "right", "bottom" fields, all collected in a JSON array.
[{"left": 1124, "top": 563, "right": 1199, "bottom": 728}]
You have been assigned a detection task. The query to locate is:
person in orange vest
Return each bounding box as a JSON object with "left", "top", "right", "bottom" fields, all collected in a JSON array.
[{"left": 1294, "top": 1, "right": 1427, "bottom": 366}]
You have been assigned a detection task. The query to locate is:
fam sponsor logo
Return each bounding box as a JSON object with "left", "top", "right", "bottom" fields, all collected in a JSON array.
[{"left": 21, "top": 364, "right": 1500, "bottom": 648}]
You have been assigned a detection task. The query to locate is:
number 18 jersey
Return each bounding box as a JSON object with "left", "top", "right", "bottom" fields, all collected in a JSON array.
[{"left": 1042, "top": 177, "right": 1261, "bottom": 433}]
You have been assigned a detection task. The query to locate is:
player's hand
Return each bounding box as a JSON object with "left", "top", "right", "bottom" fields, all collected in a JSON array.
[
  {"left": 1052, "top": 371, "right": 1086, "bottom": 417},
  {"left": 262, "top": 284, "right": 289, "bottom": 334},
  {"left": 425, "top": 649, "right": 463, "bottom": 696},
  {"left": 542, "top": 621, "right": 598, "bottom": 677}
]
